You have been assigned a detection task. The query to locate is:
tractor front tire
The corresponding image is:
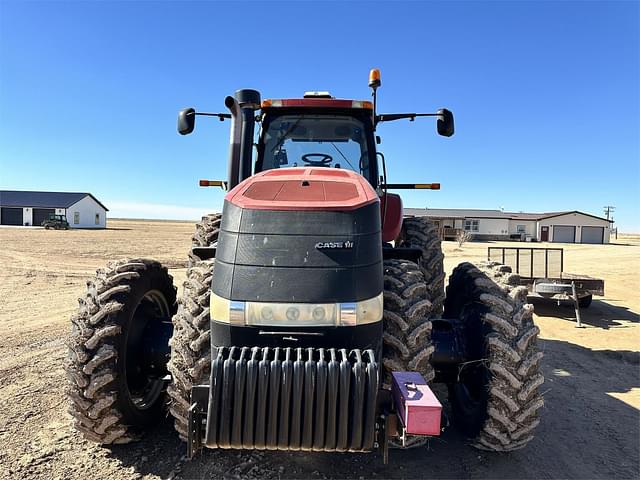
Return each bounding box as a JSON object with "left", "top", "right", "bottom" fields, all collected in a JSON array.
[
  {"left": 66, "top": 259, "right": 176, "bottom": 444},
  {"left": 188, "top": 213, "right": 221, "bottom": 266},
  {"left": 444, "top": 262, "right": 544, "bottom": 452},
  {"left": 400, "top": 217, "right": 445, "bottom": 315},
  {"left": 167, "top": 260, "right": 214, "bottom": 440}
]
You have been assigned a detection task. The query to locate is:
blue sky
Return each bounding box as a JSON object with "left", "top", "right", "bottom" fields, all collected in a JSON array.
[{"left": 1, "top": 1, "right": 638, "bottom": 230}]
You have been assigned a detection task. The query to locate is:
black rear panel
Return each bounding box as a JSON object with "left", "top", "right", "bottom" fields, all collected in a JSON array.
[
  {"left": 220, "top": 200, "right": 380, "bottom": 235},
  {"left": 212, "top": 201, "right": 383, "bottom": 303}
]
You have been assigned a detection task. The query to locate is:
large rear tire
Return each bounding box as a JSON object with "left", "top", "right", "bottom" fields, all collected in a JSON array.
[
  {"left": 382, "top": 259, "right": 435, "bottom": 448},
  {"left": 188, "top": 214, "right": 221, "bottom": 266},
  {"left": 444, "top": 262, "right": 544, "bottom": 451},
  {"left": 167, "top": 260, "right": 214, "bottom": 440},
  {"left": 400, "top": 217, "right": 445, "bottom": 315},
  {"left": 66, "top": 259, "right": 176, "bottom": 444},
  {"left": 382, "top": 259, "right": 435, "bottom": 385}
]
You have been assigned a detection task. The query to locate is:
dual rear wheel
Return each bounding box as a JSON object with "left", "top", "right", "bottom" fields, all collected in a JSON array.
[
  {"left": 65, "top": 259, "right": 176, "bottom": 443},
  {"left": 65, "top": 215, "right": 221, "bottom": 443},
  {"left": 382, "top": 221, "right": 543, "bottom": 451}
]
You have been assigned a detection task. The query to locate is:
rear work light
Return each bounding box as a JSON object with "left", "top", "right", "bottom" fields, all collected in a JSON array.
[
  {"left": 210, "top": 292, "right": 383, "bottom": 327},
  {"left": 261, "top": 98, "right": 373, "bottom": 110}
]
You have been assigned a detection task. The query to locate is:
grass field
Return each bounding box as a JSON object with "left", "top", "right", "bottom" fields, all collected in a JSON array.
[{"left": 0, "top": 220, "right": 638, "bottom": 479}]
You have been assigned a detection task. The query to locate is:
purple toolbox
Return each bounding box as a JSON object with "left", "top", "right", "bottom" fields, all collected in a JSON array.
[{"left": 391, "top": 371, "right": 442, "bottom": 436}]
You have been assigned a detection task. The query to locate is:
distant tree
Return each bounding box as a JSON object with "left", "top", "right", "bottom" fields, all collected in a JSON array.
[{"left": 457, "top": 230, "right": 473, "bottom": 247}]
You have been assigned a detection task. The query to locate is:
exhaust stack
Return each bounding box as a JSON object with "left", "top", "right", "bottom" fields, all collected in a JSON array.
[{"left": 225, "top": 89, "right": 260, "bottom": 189}]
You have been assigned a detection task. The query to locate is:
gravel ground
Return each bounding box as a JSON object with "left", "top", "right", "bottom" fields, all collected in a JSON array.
[{"left": 0, "top": 221, "right": 638, "bottom": 479}]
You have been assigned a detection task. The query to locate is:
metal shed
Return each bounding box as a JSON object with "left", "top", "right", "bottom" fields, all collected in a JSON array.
[{"left": 0, "top": 191, "right": 108, "bottom": 228}]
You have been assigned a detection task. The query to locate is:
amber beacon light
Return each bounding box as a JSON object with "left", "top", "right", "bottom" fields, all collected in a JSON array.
[{"left": 369, "top": 68, "right": 381, "bottom": 89}]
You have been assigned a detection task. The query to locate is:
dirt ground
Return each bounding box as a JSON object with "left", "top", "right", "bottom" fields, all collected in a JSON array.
[{"left": 0, "top": 220, "right": 638, "bottom": 480}]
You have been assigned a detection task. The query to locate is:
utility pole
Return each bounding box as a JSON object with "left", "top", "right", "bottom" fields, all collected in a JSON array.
[
  {"left": 603, "top": 205, "right": 615, "bottom": 220},
  {"left": 611, "top": 217, "right": 617, "bottom": 239},
  {"left": 603, "top": 206, "right": 616, "bottom": 239}
]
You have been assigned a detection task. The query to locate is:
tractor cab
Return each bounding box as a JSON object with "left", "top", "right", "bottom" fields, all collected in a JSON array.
[
  {"left": 178, "top": 68, "right": 453, "bottom": 195},
  {"left": 255, "top": 95, "right": 379, "bottom": 187}
]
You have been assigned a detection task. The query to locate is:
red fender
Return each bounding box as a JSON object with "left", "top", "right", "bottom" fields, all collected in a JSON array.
[{"left": 380, "top": 193, "right": 403, "bottom": 242}]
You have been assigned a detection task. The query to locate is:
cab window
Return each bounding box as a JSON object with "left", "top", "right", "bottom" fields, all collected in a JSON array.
[{"left": 259, "top": 114, "right": 370, "bottom": 178}]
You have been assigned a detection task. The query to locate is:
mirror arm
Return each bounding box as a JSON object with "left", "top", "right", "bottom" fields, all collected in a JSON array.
[
  {"left": 376, "top": 113, "right": 442, "bottom": 123},
  {"left": 381, "top": 183, "right": 441, "bottom": 190},
  {"left": 194, "top": 112, "right": 232, "bottom": 121}
]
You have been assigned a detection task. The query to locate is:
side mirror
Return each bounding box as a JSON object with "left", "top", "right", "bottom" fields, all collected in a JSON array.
[
  {"left": 178, "top": 108, "right": 196, "bottom": 135},
  {"left": 437, "top": 108, "right": 454, "bottom": 137}
]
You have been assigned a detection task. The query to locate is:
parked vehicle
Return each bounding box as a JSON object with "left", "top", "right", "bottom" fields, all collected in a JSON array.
[{"left": 42, "top": 214, "right": 69, "bottom": 230}]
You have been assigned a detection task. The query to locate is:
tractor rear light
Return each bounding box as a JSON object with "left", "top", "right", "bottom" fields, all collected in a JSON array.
[
  {"left": 261, "top": 99, "right": 282, "bottom": 108},
  {"left": 210, "top": 293, "right": 245, "bottom": 325},
  {"left": 415, "top": 183, "right": 440, "bottom": 190},
  {"left": 339, "top": 293, "right": 383, "bottom": 326},
  {"left": 351, "top": 100, "right": 374, "bottom": 109},
  {"left": 260, "top": 98, "right": 372, "bottom": 109},
  {"left": 210, "top": 293, "right": 383, "bottom": 327},
  {"left": 199, "top": 179, "right": 227, "bottom": 189},
  {"left": 246, "top": 302, "right": 338, "bottom": 326}
]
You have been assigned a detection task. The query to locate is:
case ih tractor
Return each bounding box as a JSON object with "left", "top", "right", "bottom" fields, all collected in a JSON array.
[{"left": 66, "top": 70, "right": 543, "bottom": 462}]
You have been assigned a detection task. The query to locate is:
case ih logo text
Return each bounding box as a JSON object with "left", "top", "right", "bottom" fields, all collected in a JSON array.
[{"left": 315, "top": 240, "right": 354, "bottom": 250}]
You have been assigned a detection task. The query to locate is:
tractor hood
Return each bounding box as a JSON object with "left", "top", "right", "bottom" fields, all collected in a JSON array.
[
  {"left": 212, "top": 167, "right": 382, "bottom": 307},
  {"left": 225, "top": 167, "right": 379, "bottom": 211}
]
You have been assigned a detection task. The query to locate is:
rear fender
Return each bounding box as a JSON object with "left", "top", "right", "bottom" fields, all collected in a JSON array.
[{"left": 381, "top": 193, "right": 403, "bottom": 243}]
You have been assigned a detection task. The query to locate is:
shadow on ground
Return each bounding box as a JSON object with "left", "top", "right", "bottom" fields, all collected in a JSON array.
[
  {"left": 531, "top": 297, "right": 639, "bottom": 329},
  {"left": 105, "top": 339, "right": 639, "bottom": 480}
]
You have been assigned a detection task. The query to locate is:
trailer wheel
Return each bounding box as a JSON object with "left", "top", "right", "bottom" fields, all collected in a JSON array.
[
  {"left": 167, "top": 260, "right": 214, "bottom": 440},
  {"left": 66, "top": 259, "right": 176, "bottom": 444},
  {"left": 444, "top": 262, "right": 543, "bottom": 452},
  {"left": 578, "top": 294, "right": 593, "bottom": 308},
  {"left": 188, "top": 213, "right": 221, "bottom": 266},
  {"left": 400, "top": 217, "right": 445, "bottom": 314}
]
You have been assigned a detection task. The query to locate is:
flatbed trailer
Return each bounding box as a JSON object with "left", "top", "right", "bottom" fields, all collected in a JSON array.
[{"left": 487, "top": 247, "right": 605, "bottom": 327}]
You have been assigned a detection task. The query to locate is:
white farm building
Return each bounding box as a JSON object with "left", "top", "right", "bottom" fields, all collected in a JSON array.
[
  {"left": 0, "top": 191, "right": 108, "bottom": 228},
  {"left": 405, "top": 208, "right": 612, "bottom": 244}
]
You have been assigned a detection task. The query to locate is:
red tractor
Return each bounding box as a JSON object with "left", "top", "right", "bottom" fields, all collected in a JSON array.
[{"left": 66, "top": 69, "right": 543, "bottom": 462}]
